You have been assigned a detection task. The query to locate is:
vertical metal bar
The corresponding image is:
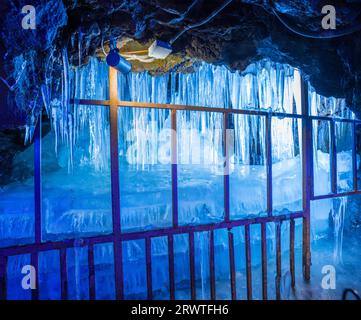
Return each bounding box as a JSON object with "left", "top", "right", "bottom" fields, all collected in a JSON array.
[
  {"left": 109, "top": 66, "right": 124, "bottom": 300},
  {"left": 330, "top": 120, "right": 337, "bottom": 194},
  {"left": 275, "top": 222, "right": 282, "bottom": 300},
  {"left": 32, "top": 116, "right": 42, "bottom": 301},
  {"left": 266, "top": 113, "right": 273, "bottom": 216},
  {"left": 60, "top": 248, "right": 68, "bottom": 300},
  {"left": 245, "top": 224, "right": 252, "bottom": 300},
  {"left": 209, "top": 230, "right": 216, "bottom": 300},
  {"left": 261, "top": 222, "right": 268, "bottom": 300},
  {"left": 88, "top": 244, "right": 96, "bottom": 300},
  {"left": 171, "top": 109, "right": 179, "bottom": 227},
  {"left": 0, "top": 255, "right": 7, "bottom": 300},
  {"left": 310, "top": 123, "right": 315, "bottom": 200},
  {"left": 290, "top": 219, "right": 296, "bottom": 288},
  {"left": 168, "top": 234, "right": 175, "bottom": 300},
  {"left": 34, "top": 116, "right": 42, "bottom": 244},
  {"left": 228, "top": 229, "right": 236, "bottom": 300},
  {"left": 352, "top": 122, "right": 358, "bottom": 191},
  {"left": 223, "top": 112, "right": 230, "bottom": 222},
  {"left": 301, "top": 78, "right": 311, "bottom": 282},
  {"left": 146, "top": 237, "right": 153, "bottom": 300},
  {"left": 170, "top": 99, "right": 178, "bottom": 300},
  {"left": 112, "top": 240, "right": 123, "bottom": 300},
  {"left": 31, "top": 253, "right": 39, "bottom": 300},
  {"left": 189, "top": 232, "right": 196, "bottom": 300}
]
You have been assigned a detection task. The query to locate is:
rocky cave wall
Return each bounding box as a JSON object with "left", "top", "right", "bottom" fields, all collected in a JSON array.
[{"left": 1, "top": 0, "right": 361, "bottom": 125}]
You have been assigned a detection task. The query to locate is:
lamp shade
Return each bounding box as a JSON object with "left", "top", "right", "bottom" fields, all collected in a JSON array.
[{"left": 106, "top": 49, "right": 132, "bottom": 74}]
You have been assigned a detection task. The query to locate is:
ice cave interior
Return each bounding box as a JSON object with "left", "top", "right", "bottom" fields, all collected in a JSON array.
[
  {"left": 1, "top": 55, "right": 361, "bottom": 300},
  {"left": 2, "top": 0, "right": 361, "bottom": 303}
]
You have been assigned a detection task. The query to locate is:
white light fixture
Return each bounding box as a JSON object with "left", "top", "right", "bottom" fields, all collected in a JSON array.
[{"left": 148, "top": 40, "right": 173, "bottom": 59}]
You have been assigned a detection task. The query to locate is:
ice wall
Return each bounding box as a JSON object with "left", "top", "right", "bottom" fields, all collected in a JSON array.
[
  {"left": 3, "top": 55, "right": 358, "bottom": 299},
  {"left": 9, "top": 56, "right": 355, "bottom": 236},
  {"left": 48, "top": 57, "right": 305, "bottom": 171},
  {"left": 48, "top": 55, "right": 354, "bottom": 172},
  {"left": 46, "top": 56, "right": 358, "bottom": 256},
  {"left": 47, "top": 56, "right": 355, "bottom": 212}
]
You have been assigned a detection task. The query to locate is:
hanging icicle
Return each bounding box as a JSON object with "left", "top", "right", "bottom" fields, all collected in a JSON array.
[{"left": 49, "top": 57, "right": 355, "bottom": 173}]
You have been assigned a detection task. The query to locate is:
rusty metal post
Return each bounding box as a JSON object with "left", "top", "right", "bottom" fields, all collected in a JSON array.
[
  {"left": 266, "top": 113, "right": 273, "bottom": 216},
  {"left": 223, "top": 112, "right": 230, "bottom": 222},
  {"left": 31, "top": 116, "right": 42, "bottom": 300},
  {"left": 88, "top": 244, "right": 96, "bottom": 300},
  {"left": 352, "top": 122, "right": 358, "bottom": 191},
  {"left": 209, "top": 230, "right": 216, "bottom": 300},
  {"left": 330, "top": 120, "right": 337, "bottom": 193},
  {"left": 31, "top": 252, "right": 39, "bottom": 300},
  {"left": 109, "top": 66, "right": 124, "bottom": 299},
  {"left": 290, "top": 219, "right": 296, "bottom": 288},
  {"left": 189, "top": 232, "right": 196, "bottom": 299},
  {"left": 245, "top": 224, "right": 252, "bottom": 300},
  {"left": 0, "top": 255, "right": 7, "bottom": 300},
  {"left": 34, "top": 117, "right": 42, "bottom": 245},
  {"left": 261, "top": 222, "right": 268, "bottom": 300},
  {"left": 275, "top": 222, "right": 281, "bottom": 300},
  {"left": 60, "top": 248, "right": 68, "bottom": 300},
  {"left": 228, "top": 229, "right": 236, "bottom": 300},
  {"left": 168, "top": 234, "right": 175, "bottom": 300},
  {"left": 146, "top": 237, "right": 153, "bottom": 300},
  {"left": 171, "top": 109, "right": 179, "bottom": 227},
  {"left": 301, "top": 78, "right": 312, "bottom": 282}
]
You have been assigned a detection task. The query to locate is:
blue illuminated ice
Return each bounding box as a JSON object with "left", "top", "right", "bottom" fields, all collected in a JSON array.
[{"left": 1, "top": 57, "right": 358, "bottom": 299}]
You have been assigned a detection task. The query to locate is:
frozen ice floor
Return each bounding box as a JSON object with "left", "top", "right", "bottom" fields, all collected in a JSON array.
[
  {"left": 0, "top": 157, "right": 309, "bottom": 244},
  {"left": 0, "top": 148, "right": 355, "bottom": 243},
  {"left": 5, "top": 229, "right": 361, "bottom": 300},
  {"left": 0, "top": 146, "right": 358, "bottom": 300}
]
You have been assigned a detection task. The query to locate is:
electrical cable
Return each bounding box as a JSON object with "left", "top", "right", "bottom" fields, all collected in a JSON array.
[
  {"left": 269, "top": 0, "right": 361, "bottom": 39},
  {"left": 342, "top": 289, "right": 361, "bottom": 300},
  {"left": 170, "top": 0, "right": 233, "bottom": 45}
]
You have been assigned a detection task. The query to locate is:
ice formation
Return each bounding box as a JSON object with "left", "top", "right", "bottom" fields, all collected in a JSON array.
[{"left": 1, "top": 55, "right": 357, "bottom": 299}]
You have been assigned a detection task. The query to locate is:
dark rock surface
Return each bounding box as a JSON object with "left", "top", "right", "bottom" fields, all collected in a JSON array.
[
  {"left": 0, "top": 128, "right": 28, "bottom": 186},
  {"left": 1, "top": 0, "right": 361, "bottom": 125}
]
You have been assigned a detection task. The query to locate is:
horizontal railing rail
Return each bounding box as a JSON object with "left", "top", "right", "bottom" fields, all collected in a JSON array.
[
  {"left": 0, "top": 211, "right": 303, "bottom": 257},
  {"left": 70, "top": 98, "right": 361, "bottom": 125}
]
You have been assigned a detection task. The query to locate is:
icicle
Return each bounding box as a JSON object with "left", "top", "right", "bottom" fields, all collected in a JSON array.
[
  {"left": 332, "top": 197, "right": 347, "bottom": 264},
  {"left": 78, "top": 31, "right": 83, "bottom": 66},
  {"left": 41, "top": 84, "right": 50, "bottom": 115},
  {"left": 50, "top": 57, "right": 355, "bottom": 173},
  {"left": 24, "top": 124, "right": 35, "bottom": 145},
  {"left": 61, "top": 48, "right": 69, "bottom": 133}
]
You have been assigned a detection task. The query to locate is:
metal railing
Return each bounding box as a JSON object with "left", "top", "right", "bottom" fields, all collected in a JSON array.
[{"left": 1, "top": 66, "right": 361, "bottom": 300}]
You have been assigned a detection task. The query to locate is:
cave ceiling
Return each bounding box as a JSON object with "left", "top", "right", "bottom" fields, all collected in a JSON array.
[{"left": 1, "top": 0, "right": 361, "bottom": 128}]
